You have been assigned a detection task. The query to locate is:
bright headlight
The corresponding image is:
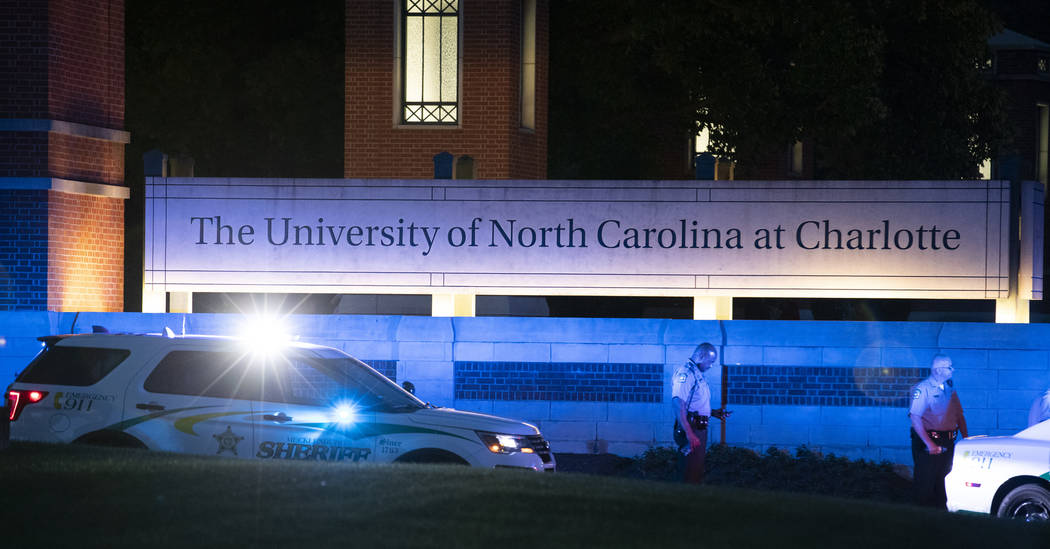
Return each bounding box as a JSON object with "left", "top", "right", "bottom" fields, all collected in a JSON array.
[{"left": 477, "top": 432, "right": 533, "bottom": 454}]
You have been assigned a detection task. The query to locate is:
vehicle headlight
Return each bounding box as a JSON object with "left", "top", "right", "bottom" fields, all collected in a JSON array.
[{"left": 477, "top": 432, "right": 534, "bottom": 454}]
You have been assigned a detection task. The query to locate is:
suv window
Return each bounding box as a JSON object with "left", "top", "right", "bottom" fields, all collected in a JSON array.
[
  {"left": 145, "top": 351, "right": 260, "bottom": 399},
  {"left": 17, "top": 346, "right": 130, "bottom": 386},
  {"left": 260, "top": 355, "right": 343, "bottom": 405},
  {"left": 261, "top": 352, "right": 421, "bottom": 411}
]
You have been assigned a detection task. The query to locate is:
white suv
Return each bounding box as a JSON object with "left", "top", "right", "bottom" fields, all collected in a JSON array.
[
  {"left": 6, "top": 333, "right": 555, "bottom": 472},
  {"left": 945, "top": 421, "right": 1050, "bottom": 521}
]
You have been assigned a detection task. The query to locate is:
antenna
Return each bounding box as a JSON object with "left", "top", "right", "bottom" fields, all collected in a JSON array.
[{"left": 70, "top": 311, "right": 79, "bottom": 334}]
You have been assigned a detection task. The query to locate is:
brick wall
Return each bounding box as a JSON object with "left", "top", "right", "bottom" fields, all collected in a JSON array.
[
  {"left": 0, "top": 0, "right": 127, "bottom": 312},
  {"left": 345, "top": 0, "right": 548, "bottom": 179},
  {"left": 0, "top": 133, "right": 123, "bottom": 183},
  {"left": 0, "top": 0, "right": 124, "bottom": 125},
  {"left": 47, "top": 0, "right": 125, "bottom": 128},
  {"left": 0, "top": 1, "right": 48, "bottom": 119},
  {"left": 0, "top": 191, "right": 48, "bottom": 309},
  {"left": 47, "top": 191, "right": 124, "bottom": 311},
  {"left": 455, "top": 361, "right": 662, "bottom": 402},
  {"left": 0, "top": 133, "right": 48, "bottom": 177},
  {"left": 47, "top": 133, "right": 124, "bottom": 185}
]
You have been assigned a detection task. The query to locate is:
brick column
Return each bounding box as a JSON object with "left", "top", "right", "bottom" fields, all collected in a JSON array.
[{"left": 0, "top": 0, "right": 128, "bottom": 311}]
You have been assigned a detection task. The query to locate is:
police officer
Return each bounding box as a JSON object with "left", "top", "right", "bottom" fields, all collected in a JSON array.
[
  {"left": 671, "top": 342, "right": 728, "bottom": 484},
  {"left": 909, "top": 354, "right": 968, "bottom": 508}
]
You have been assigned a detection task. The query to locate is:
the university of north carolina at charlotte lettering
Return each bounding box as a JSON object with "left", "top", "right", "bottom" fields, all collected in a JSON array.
[{"left": 188, "top": 216, "right": 963, "bottom": 255}]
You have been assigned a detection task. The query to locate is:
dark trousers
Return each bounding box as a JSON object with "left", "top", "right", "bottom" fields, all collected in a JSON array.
[
  {"left": 911, "top": 428, "right": 955, "bottom": 508},
  {"left": 684, "top": 427, "right": 708, "bottom": 484}
]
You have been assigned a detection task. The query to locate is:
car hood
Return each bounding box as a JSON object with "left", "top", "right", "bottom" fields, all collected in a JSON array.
[
  {"left": 960, "top": 433, "right": 1050, "bottom": 450},
  {"left": 408, "top": 407, "right": 540, "bottom": 436}
]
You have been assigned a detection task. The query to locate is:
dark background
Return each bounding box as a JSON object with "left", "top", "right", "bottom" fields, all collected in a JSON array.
[{"left": 124, "top": 0, "right": 1050, "bottom": 321}]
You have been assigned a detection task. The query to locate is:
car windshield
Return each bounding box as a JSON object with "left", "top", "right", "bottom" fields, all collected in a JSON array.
[
  {"left": 1016, "top": 419, "right": 1050, "bottom": 441},
  {"left": 258, "top": 348, "right": 425, "bottom": 412}
]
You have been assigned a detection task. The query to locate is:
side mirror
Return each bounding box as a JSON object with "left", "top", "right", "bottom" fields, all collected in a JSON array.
[{"left": 401, "top": 381, "right": 416, "bottom": 395}]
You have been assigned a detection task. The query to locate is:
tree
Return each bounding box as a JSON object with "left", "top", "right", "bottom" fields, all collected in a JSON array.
[
  {"left": 125, "top": 1, "right": 344, "bottom": 179},
  {"left": 549, "top": 0, "right": 1009, "bottom": 180}
]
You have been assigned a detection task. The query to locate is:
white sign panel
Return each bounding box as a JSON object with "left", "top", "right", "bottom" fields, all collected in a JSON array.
[{"left": 144, "top": 178, "right": 1031, "bottom": 299}]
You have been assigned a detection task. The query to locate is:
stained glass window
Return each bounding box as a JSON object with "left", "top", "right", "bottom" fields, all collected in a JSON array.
[{"left": 402, "top": 1, "right": 459, "bottom": 124}]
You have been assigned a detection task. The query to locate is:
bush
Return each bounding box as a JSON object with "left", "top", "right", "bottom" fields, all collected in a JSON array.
[{"left": 621, "top": 444, "right": 911, "bottom": 502}]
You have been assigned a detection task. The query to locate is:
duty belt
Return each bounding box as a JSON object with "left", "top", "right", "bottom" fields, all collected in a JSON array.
[
  {"left": 927, "top": 430, "right": 956, "bottom": 443},
  {"left": 686, "top": 412, "right": 709, "bottom": 430}
]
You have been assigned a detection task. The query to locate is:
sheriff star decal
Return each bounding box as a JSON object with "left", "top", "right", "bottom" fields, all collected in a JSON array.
[{"left": 213, "top": 425, "right": 244, "bottom": 455}]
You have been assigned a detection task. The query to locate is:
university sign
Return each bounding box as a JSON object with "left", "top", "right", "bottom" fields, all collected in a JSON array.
[{"left": 145, "top": 178, "right": 1043, "bottom": 301}]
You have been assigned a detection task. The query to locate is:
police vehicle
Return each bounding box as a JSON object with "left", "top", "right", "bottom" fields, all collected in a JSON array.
[
  {"left": 5, "top": 332, "right": 555, "bottom": 471},
  {"left": 945, "top": 420, "right": 1050, "bottom": 521}
]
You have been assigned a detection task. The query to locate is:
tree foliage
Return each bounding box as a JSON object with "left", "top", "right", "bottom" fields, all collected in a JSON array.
[
  {"left": 549, "top": 0, "right": 1010, "bottom": 179},
  {"left": 125, "top": 1, "right": 344, "bottom": 179}
]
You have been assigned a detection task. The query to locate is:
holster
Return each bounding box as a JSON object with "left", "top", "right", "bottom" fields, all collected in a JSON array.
[
  {"left": 927, "top": 430, "right": 956, "bottom": 444},
  {"left": 674, "top": 412, "right": 709, "bottom": 448}
]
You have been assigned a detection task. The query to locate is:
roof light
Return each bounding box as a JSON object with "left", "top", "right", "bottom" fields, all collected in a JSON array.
[{"left": 238, "top": 314, "right": 293, "bottom": 356}]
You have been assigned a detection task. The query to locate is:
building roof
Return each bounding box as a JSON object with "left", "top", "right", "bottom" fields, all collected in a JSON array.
[{"left": 988, "top": 29, "right": 1050, "bottom": 52}]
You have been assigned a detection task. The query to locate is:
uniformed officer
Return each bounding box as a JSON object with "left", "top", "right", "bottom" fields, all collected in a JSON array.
[
  {"left": 671, "top": 342, "right": 728, "bottom": 484},
  {"left": 1027, "top": 387, "right": 1050, "bottom": 427},
  {"left": 908, "top": 354, "right": 968, "bottom": 508}
]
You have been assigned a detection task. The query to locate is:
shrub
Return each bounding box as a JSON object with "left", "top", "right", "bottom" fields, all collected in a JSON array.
[{"left": 624, "top": 444, "right": 911, "bottom": 502}]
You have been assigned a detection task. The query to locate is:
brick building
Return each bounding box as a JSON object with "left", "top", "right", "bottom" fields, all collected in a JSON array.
[
  {"left": 0, "top": 0, "right": 128, "bottom": 312},
  {"left": 345, "top": 0, "right": 548, "bottom": 179}
]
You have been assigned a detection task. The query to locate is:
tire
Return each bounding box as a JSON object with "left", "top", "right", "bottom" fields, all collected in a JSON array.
[
  {"left": 997, "top": 484, "right": 1050, "bottom": 522},
  {"left": 73, "top": 430, "right": 148, "bottom": 449},
  {"left": 394, "top": 448, "right": 469, "bottom": 465}
]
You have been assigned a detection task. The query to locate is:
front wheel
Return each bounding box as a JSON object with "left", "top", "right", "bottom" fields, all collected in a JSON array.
[{"left": 998, "top": 484, "right": 1050, "bottom": 522}]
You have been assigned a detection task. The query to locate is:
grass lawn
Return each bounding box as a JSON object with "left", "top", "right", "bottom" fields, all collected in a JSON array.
[{"left": 2, "top": 442, "right": 1048, "bottom": 548}]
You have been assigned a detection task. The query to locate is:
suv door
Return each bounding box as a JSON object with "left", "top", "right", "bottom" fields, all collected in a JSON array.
[
  {"left": 252, "top": 351, "right": 377, "bottom": 463},
  {"left": 122, "top": 348, "right": 257, "bottom": 458}
]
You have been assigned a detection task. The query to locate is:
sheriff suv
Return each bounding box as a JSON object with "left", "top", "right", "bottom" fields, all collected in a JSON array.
[
  {"left": 6, "top": 332, "right": 555, "bottom": 471},
  {"left": 945, "top": 420, "right": 1050, "bottom": 521}
]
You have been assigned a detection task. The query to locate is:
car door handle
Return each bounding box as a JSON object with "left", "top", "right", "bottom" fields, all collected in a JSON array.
[
  {"left": 136, "top": 403, "right": 166, "bottom": 411},
  {"left": 263, "top": 413, "right": 293, "bottom": 423}
]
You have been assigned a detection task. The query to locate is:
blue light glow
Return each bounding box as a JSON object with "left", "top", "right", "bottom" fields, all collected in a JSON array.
[{"left": 333, "top": 403, "right": 356, "bottom": 425}]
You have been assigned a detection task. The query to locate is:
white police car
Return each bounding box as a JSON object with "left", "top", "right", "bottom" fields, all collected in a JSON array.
[
  {"left": 5, "top": 332, "right": 555, "bottom": 472},
  {"left": 945, "top": 420, "right": 1050, "bottom": 521}
]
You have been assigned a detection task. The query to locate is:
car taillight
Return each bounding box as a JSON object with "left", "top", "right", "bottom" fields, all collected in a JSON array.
[{"left": 7, "top": 389, "right": 48, "bottom": 421}]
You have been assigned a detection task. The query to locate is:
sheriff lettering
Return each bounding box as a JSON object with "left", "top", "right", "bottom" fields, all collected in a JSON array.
[{"left": 256, "top": 441, "right": 371, "bottom": 462}]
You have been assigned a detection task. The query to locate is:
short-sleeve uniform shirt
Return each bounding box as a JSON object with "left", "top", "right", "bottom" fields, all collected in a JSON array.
[
  {"left": 909, "top": 377, "right": 963, "bottom": 431},
  {"left": 672, "top": 363, "right": 711, "bottom": 416}
]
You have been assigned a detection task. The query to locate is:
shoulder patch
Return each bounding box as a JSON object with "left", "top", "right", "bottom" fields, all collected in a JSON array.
[
  {"left": 912, "top": 388, "right": 922, "bottom": 400},
  {"left": 675, "top": 373, "right": 688, "bottom": 384}
]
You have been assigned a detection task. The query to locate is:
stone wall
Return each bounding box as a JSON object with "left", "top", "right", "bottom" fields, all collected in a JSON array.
[{"left": 2, "top": 312, "right": 1048, "bottom": 465}]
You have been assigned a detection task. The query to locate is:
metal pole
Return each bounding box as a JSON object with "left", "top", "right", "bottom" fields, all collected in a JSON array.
[{"left": 720, "top": 364, "right": 729, "bottom": 444}]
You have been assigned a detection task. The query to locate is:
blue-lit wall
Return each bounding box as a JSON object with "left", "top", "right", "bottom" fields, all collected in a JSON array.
[{"left": 2, "top": 312, "right": 1049, "bottom": 465}]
